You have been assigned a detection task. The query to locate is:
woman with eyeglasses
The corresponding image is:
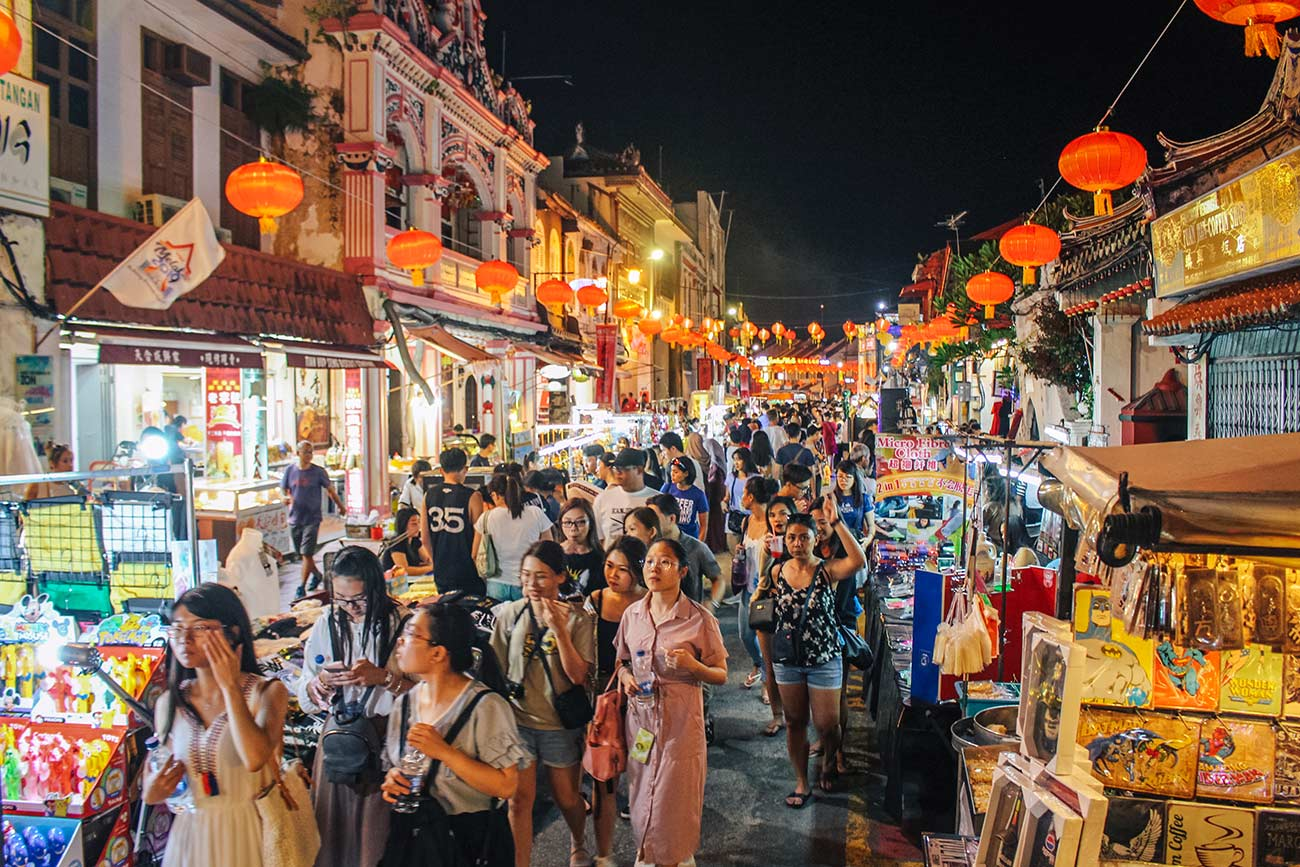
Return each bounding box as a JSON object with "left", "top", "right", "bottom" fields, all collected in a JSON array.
[
  {"left": 294, "top": 546, "right": 409, "bottom": 867},
  {"left": 144, "top": 584, "right": 288, "bottom": 867},
  {"left": 558, "top": 498, "right": 605, "bottom": 594},
  {"left": 489, "top": 540, "right": 596, "bottom": 867},
  {"left": 766, "top": 496, "right": 865, "bottom": 808},
  {"left": 752, "top": 495, "right": 795, "bottom": 733},
  {"left": 378, "top": 602, "right": 526, "bottom": 867},
  {"left": 615, "top": 538, "right": 727, "bottom": 867},
  {"left": 585, "top": 535, "right": 647, "bottom": 867}
]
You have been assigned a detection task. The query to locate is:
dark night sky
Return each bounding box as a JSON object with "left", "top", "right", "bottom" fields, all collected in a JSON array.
[{"left": 484, "top": 1, "right": 1277, "bottom": 329}]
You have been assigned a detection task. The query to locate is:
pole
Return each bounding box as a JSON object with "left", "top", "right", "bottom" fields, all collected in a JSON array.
[
  {"left": 35, "top": 282, "right": 103, "bottom": 349},
  {"left": 998, "top": 436, "right": 1012, "bottom": 680}
]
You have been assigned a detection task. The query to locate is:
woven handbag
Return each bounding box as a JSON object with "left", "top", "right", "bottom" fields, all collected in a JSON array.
[{"left": 255, "top": 757, "right": 321, "bottom": 867}]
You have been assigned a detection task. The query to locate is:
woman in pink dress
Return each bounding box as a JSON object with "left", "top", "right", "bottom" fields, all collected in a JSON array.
[{"left": 615, "top": 538, "right": 728, "bottom": 867}]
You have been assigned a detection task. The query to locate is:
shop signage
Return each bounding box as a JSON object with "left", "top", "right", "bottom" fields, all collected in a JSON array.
[
  {"left": 343, "top": 369, "right": 365, "bottom": 518},
  {"left": 286, "top": 352, "right": 387, "bottom": 369},
  {"left": 0, "top": 74, "right": 49, "bottom": 218},
  {"left": 99, "top": 343, "right": 263, "bottom": 369},
  {"left": 294, "top": 368, "right": 329, "bottom": 446},
  {"left": 204, "top": 368, "right": 243, "bottom": 480},
  {"left": 1152, "top": 144, "right": 1300, "bottom": 298},
  {"left": 595, "top": 323, "right": 617, "bottom": 409},
  {"left": 15, "top": 354, "right": 53, "bottom": 451}
]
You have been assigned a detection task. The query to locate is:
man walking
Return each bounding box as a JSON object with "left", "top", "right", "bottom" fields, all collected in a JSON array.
[
  {"left": 282, "top": 440, "right": 344, "bottom": 599},
  {"left": 592, "top": 448, "right": 658, "bottom": 541},
  {"left": 420, "top": 447, "right": 485, "bottom": 595},
  {"left": 469, "top": 433, "right": 497, "bottom": 467}
]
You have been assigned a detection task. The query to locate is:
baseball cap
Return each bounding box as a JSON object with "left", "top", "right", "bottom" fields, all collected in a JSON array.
[{"left": 612, "top": 448, "right": 646, "bottom": 469}]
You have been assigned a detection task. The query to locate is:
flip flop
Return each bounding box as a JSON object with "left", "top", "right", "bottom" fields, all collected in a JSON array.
[
  {"left": 743, "top": 672, "right": 762, "bottom": 689},
  {"left": 763, "top": 720, "right": 784, "bottom": 737},
  {"left": 785, "top": 790, "right": 814, "bottom": 809}
]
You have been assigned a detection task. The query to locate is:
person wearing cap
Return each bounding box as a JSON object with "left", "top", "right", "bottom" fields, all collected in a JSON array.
[
  {"left": 592, "top": 448, "right": 658, "bottom": 542},
  {"left": 658, "top": 456, "right": 710, "bottom": 541},
  {"left": 657, "top": 431, "right": 704, "bottom": 494},
  {"left": 580, "top": 444, "right": 607, "bottom": 489}
]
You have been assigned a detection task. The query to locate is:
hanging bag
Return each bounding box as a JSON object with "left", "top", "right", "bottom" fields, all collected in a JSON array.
[
  {"left": 525, "top": 607, "right": 594, "bottom": 730},
  {"left": 582, "top": 670, "right": 627, "bottom": 783},
  {"left": 476, "top": 520, "right": 500, "bottom": 579},
  {"left": 748, "top": 561, "right": 779, "bottom": 633},
  {"left": 730, "top": 534, "right": 750, "bottom": 594},
  {"left": 255, "top": 753, "right": 321, "bottom": 867}
]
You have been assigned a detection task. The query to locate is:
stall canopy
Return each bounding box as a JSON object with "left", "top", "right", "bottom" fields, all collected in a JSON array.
[
  {"left": 406, "top": 325, "right": 496, "bottom": 364},
  {"left": 1042, "top": 433, "right": 1300, "bottom": 555}
]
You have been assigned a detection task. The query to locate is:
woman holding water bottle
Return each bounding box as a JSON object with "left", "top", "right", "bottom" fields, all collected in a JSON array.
[
  {"left": 615, "top": 538, "right": 728, "bottom": 867},
  {"left": 378, "top": 602, "right": 525, "bottom": 867}
]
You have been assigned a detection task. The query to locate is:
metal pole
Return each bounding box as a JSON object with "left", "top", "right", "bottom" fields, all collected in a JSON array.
[
  {"left": 998, "top": 436, "right": 1012, "bottom": 680},
  {"left": 186, "top": 458, "right": 200, "bottom": 584}
]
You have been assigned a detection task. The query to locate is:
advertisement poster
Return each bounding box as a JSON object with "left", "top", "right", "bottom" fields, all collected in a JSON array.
[
  {"left": 242, "top": 368, "right": 268, "bottom": 481},
  {"left": 873, "top": 435, "right": 969, "bottom": 568},
  {"left": 343, "top": 369, "right": 365, "bottom": 518},
  {"left": 294, "top": 368, "right": 329, "bottom": 446},
  {"left": 204, "top": 368, "right": 242, "bottom": 481},
  {"left": 15, "top": 354, "right": 53, "bottom": 454}
]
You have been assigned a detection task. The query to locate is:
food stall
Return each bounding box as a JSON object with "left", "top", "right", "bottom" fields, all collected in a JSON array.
[{"left": 957, "top": 433, "right": 1300, "bottom": 866}]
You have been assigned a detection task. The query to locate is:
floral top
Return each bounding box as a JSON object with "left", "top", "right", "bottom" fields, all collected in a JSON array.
[{"left": 770, "top": 562, "right": 841, "bottom": 666}]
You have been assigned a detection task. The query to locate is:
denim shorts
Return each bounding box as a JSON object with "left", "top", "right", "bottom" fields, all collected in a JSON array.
[
  {"left": 485, "top": 579, "right": 523, "bottom": 602},
  {"left": 772, "top": 655, "right": 844, "bottom": 690},
  {"left": 517, "top": 725, "right": 584, "bottom": 769}
]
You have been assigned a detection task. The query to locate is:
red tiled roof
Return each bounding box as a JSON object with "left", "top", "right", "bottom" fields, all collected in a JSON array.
[
  {"left": 899, "top": 280, "right": 934, "bottom": 299},
  {"left": 1141, "top": 268, "right": 1300, "bottom": 337},
  {"left": 46, "top": 203, "right": 374, "bottom": 346}
]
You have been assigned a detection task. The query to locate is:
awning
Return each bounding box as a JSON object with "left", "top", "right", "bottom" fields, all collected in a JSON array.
[
  {"left": 70, "top": 325, "right": 264, "bottom": 368},
  {"left": 515, "top": 343, "right": 584, "bottom": 368},
  {"left": 264, "top": 340, "right": 393, "bottom": 369},
  {"left": 1041, "top": 434, "right": 1300, "bottom": 556},
  {"left": 407, "top": 324, "right": 496, "bottom": 364},
  {"left": 1142, "top": 265, "right": 1300, "bottom": 337}
]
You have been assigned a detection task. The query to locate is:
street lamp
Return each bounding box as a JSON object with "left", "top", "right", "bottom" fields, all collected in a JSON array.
[
  {"left": 727, "top": 306, "right": 737, "bottom": 317},
  {"left": 649, "top": 248, "right": 665, "bottom": 261},
  {"left": 628, "top": 269, "right": 642, "bottom": 285},
  {"left": 877, "top": 301, "right": 886, "bottom": 311}
]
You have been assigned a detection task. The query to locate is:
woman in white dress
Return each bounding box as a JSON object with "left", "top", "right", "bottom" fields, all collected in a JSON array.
[{"left": 144, "top": 583, "right": 288, "bottom": 867}]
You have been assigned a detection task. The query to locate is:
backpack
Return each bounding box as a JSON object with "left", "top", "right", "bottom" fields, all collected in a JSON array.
[
  {"left": 582, "top": 670, "right": 626, "bottom": 785},
  {"left": 319, "top": 614, "right": 392, "bottom": 784}
]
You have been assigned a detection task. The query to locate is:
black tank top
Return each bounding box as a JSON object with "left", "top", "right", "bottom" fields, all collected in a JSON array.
[{"left": 424, "top": 482, "right": 483, "bottom": 595}]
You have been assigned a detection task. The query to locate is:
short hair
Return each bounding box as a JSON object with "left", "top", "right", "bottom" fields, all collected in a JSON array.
[
  {"left": 524, "top": 470, "right": 548, "bottom": 491},
  {"left": 439, "top": 447, "right": 468, "bottom": 472},
  {"left": 658, "top": 431, "right": 684, "bottom": 451},
  {"left": 647, "top": 493, "right": 680, "bottom": 521},
  {"left": 624, "top": 506, "right": 661, "bottom": 535},
  {"left": 297, "top": 439, "right": 313, "bottom": 450},
  {"left": 783, "top": 422, "right": 802, "bottom": 439},
  {"left": 782, "top": 463, "right": 813, "bottom": 485},
  {"left": 478, "top": 433, "right": 497, "bottom": 449}
]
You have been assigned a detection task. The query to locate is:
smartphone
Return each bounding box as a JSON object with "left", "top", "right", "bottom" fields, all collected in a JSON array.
[{"left": 322, "top": 661, "right": 347, "bottom": 673}]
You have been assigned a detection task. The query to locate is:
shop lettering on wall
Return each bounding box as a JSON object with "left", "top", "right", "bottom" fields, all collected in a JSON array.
[
  {"left": 205, "top": 368, "right": 243, "bottom": 481},
  {"left": 0, "top": 75, "right": 49, "bottom": 218},
  {"left": 129, "top": 348, "right": 183, "bottom": 365},
  {"left": 876, "top": 435, "right": 948, "bottom": 473},
  {"left": 344, "top": 369, "right": 364, "bottom": 517}
]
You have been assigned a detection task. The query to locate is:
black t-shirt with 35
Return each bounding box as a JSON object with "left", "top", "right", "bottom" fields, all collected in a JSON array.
[{"left": 424, "top": 482, "right": 482, "bottom": 595}]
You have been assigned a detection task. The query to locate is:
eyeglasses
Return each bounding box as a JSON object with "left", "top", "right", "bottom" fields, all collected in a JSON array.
[
  {"left": 399, "top": 626, "right": 436, "bottom": 645},
  {"left": 166, "top": 624, "right": 225, "bottom": 643},
  {"left": 333, "top": 593, "right": 367, "bottom": 609},
  {"left": 645, "top": 556, "right": 681, "bottom": 570},
  {"left": 561, "top": 519, "right": 590, "bottom": 528}
]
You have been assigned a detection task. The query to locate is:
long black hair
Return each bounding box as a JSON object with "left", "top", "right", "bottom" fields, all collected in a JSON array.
[
  {"left": 167, "top": 583, "right": 258, "bottom": 726},
  {"left": 488, "top": 471, "right": 524, "bottom": 519},
  {"left": 329, "top": 546, "right": 399, "bottom": 666},
  {"left": 732, "top": 446, "right": 758, "bottom": 477},
  {"left": 418, "top": 601, "right": 509, "bottom": 696},
  {"left": 750, "top": 430, "right": 774, "bottom": 468},
  {"left": 389, "top": 507, "right": 425, "bottom": 563},
  {"left": 521, "top": 538, "right": 565, "bottom": 575}
]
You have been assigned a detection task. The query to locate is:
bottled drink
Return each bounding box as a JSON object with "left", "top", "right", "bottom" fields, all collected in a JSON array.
[
  {"left": 632, "top": 650, "right": 655, "bottom": 705},
  {"left": 146, "top": 737, "right": 194, "bottom": 813},
  {"left": 393, "top": 748, "right": 432, "bottom": 814}
]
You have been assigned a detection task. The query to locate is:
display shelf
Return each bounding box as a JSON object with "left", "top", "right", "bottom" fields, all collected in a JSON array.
[{"left": 194, "top": 477, "right": 289, "bottom": 559}]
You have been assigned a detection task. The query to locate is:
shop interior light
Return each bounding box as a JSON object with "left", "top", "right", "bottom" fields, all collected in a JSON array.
[
  {"left": 138, "top": 430, "right": 170, "bottom": 462},
  {"left": 649, "top": 249, "right": 665, "bottom": 261},
  {"left": 539, "top": 363, "right": 571, "bottom": 380},
  {"left": 545, "top": 380, "right": 565, "bottom": 392},
  {"left": 649, "top": 308, "right": 663, "bottom": 320}
]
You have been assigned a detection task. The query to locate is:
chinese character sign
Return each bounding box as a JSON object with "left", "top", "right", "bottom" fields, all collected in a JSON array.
[
  {"left": 343, "top": 369, "right": 365, "bottom": 518},
  {"left": 205, "top": 368, "right": 243, "bottom": 481}
]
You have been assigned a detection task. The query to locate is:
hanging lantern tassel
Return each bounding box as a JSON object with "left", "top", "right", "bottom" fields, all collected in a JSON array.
[{"left": 1246, "top": 17, "right": 1282, "bottom": 57}]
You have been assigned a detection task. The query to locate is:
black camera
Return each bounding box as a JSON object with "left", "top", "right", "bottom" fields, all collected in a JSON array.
[{"left": 505, "top": 680, "right": 526, "bottom": 701}]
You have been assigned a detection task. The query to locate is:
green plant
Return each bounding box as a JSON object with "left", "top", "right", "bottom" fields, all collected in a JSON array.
[
  {"left": 1015, "top": 295, "right": 1090, "bottom": 394},
  {"left": 248, "top": 71, "right": 319, "bottom": 138},
  {"left": 306, "top": 0, "right": 360, "bottom": 49}
]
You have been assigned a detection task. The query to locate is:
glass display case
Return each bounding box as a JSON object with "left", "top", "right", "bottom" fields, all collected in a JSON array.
[{"left": 194, "top": 478, "right": 290, "bottom": 559}]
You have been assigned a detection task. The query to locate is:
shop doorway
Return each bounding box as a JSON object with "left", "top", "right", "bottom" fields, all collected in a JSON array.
[
  {"left": 75, "top": 363, "right": 111, "bottom": 466},
  {"left": 464, "top": 375, "right": 479, "bottom": 432}
]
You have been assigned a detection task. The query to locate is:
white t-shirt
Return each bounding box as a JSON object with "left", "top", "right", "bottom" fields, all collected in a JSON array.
[
  {"left": 765, "top": 427, "right": 788, "bottom": 454},
  {"left": 592, "top": 484, "right": 657, "bottom": 541},
  {"left": 476, "top": 505, "right": 553, "bottom": 586}
]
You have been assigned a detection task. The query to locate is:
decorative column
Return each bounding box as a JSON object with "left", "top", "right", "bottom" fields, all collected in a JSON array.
[{"left": 336, "top": 142, "right": 395, "bottom": 277}]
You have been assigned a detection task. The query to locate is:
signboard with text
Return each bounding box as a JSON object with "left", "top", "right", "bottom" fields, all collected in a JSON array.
[
  {"left": 874, "top": 435, "right": 970, "bottom": 568},
  {"left": 15, "top": 354, "right": 52, "bottom": 452},
  {"left": 204, "top": 368, "right": 243, "bottom": 480},
  {"left": 1152, "top": 144, "right": 1300, "bottom": 298},
  {"left": 0, "top": 75, "right": 49, "bottom": 218},
  {"left": 343, "top": 369, "right": 365, "bottom": 518}
]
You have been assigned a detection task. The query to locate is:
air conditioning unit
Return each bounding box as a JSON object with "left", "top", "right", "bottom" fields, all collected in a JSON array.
[
  {"left": 132, "top": 193, "right": 188, "bottom": 227},
  {"left": 214, "top": 226, "right": 232, "bottom": 244},
  {"left": 49, "top": 177, "right": 88, "bottom": 208},
  {"left": 163, "top": 43, "right": 211, "bottom": 88}
]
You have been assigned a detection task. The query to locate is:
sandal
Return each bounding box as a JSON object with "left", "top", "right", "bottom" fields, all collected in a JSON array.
[
  {"left": 743, "top": 671, "right": 762, "bottom": 689},
  {"left": 809, "top": 744, "right": 823, "bottom": 758},
  {"left": 760, "top": 690, "right": 771, "bottom": 705},
  {"left": 785, "top": 790, "right": 814, "bottom": 809},
  {"left": 763, "top": 719, "right": 784, "bottom": 737}
]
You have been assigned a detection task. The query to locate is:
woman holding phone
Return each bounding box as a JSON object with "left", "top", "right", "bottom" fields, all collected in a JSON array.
[
  {"left": 752, "top": 495, "right": 796, "bottom": 730},
  {"left": 615, "top": 538, "right": 728, "bottom": 867}
]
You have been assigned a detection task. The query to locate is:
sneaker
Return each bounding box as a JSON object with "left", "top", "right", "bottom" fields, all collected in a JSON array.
[
  {"left": 720, "top": 594, "right": 741, "bottom": 606},
  {"left": 306, "top": 573, "right": 322, "bottom": 592},
  {"left": 294, "top": 584, "right": 306, "bottom": 600},
  {"left": 619, "top": 797, "right": 631, "bottom": 820}
]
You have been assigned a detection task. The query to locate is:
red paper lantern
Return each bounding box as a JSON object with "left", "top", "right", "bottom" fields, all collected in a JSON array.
[
  {"left": 1058, "top": 128, "right": 1147, "bottom": 216},
  {"left": 0, "top": 11, "right": 23, "bottom": 78},
  {"left": 999, "top": 223, "right": 1062, "bottom": 285},
  {"left": 385, "top": 228, "right": 443, "bottom": 287},
  {"left": 772, "top": 322, "right": 786, "bottom": 340},
  {"left": 728, "top": 326, "right": 741, "bottom": 339},
  {"left": 671, "top": 313, "right": 685, "bottom": 326},
  {"left": 225, "top": 157, "right": 304, "bottom": 234},
  {"left": 612, "top": 298, "right": 643, "bottom": 320},
  {"left": 966, "top": 271, "right": 1014, "bottom": 319},
  {"left": 1195, "top": 0, "right": 1300, "bottom": 56},
  {"left": 758, "top": 328, "right": 770, "bottom": 342},
  {"left": 661, "top": 327, "right": 683, "bottom": 345},
  {"left": 842, "top": 320, "right": 858, "bottom": 339},
  {"left": 639, "top": 317, "right": 664, "bottom": 337},
  {"left": 475, "top": 260, "right": 519, "bottom": 306},
  {"left": 536, "top": 279, "right": 574, "bottom": 316},
  {"left": 576, "top": 282, "right": 608, "bottom": 311}
]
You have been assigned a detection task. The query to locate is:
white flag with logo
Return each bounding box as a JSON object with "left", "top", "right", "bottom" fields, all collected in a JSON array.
[{"left": 99, "top": 198, "right": 226, "bottom": 310}]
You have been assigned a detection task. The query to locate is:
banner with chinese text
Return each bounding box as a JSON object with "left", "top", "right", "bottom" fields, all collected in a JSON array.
[{"left": 204, "top": 368, "right": 242, "bottom": 480}]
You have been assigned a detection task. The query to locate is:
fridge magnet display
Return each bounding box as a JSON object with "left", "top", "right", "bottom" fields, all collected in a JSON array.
[
  {"left": 1195, "top": 717, "right": 1275, "bottom": 804},
  {"left": 1256, "top": 808, "right": 1300, "bottom": 867},
  {"left": 1152, "top": 637, "right": 1220, "bottom": 712},
  {"left": 1274, "top": 722, "right": 1300, "bottom": 804},
  {"left": 1073, "top": 586, "right": 1153, "bottom": 708},
  {"left": 1076, "top": 707, "right": 1198, "bottom": 799},
  {"left": 1163, "top": 800, "right": 1255, "bottom": 867},
  {"left": 1219, "top": 643, "right": 1284, "bottom": 716},
  {"left": 1018, "top": 632, "right": 1084, "bottom": 774},
  {"left": 1100, "top": 797, "right": 1166, "bottom": 862}
]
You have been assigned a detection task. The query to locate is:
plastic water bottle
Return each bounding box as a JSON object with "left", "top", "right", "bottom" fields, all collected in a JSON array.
[
  {"left": 393, "top": 748, "right": 432, "bottom": 814},
  {"left": 632, "top": 650, "right": 655, "bottom": 705},
  {"left": 147, "top": 737, "right": 194, "bottom": 813}
]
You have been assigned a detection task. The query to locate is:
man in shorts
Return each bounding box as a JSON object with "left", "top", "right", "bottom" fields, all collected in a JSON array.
[{"left": 282, "top": 440, "right": 343, "bottom": 598}]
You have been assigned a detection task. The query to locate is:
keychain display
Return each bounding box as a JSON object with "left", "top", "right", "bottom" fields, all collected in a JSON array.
[
  {"left": 1195, "top": 717, "right": 1275, "bottom": 803},
  {"left": 1254, "top": 565, "right": 1287, "bottom": 648},
  {"left": 1216, "top": 558, "right": 1246, "bottom": 650},
  {"left": 1180, "top": 567, "right": 1221, "bottom": 651},
  {"left": 1076, "top": 707, "right": 1198, "bottom": 798}
]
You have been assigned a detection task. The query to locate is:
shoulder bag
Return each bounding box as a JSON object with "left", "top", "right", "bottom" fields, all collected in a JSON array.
[
  {"left": 581, "top": 670, "right": 627, "bottom": 784},
  {"left": 475, "top": 518, "right": 500, "bottom": 579},
  {"left": 254, "top": 678, "right": 322, "bottom": 867},
  {"left": 318, "top": 615, "right": 384, "bottom": 784},
  {"left": 725, "top": 477, "right": 746, "bottom": 535},
  {"left": 524, "top": 607, "right": 594, "bottom": 730},
  {"left": 747, "top": 561, "right": 780, "bottom": 633},
  {"left": 771, "top": 566, "right": 818, "bottom": 665}
]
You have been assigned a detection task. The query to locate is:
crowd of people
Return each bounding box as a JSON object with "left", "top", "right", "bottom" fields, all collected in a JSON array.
[{"left": 144, "top": 399, "right": 881, "bottom": 867}]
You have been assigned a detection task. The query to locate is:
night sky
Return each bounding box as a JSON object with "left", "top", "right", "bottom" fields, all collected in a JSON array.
[{"left": 485, "top": 1, "right": 1276, "bottom": 329}]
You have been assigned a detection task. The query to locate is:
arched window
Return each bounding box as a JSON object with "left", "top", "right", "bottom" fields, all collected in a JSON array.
[
  {"left": 439, "top": 165, "right": 482, "bottom": 258},
  {"left": 384, "top": 131, "right": 408, "bottom": 231},
  {"left": 464, "top": 375, "right": 479, "bottom": 431},
  {"left": 564, "top": 239, "right": 577, "bottom": 276},
  {"left": 548, "top": 229, "right": 561, "bottom": 275},
  {"left": 530, "top": 218, "right": 546, "bottom": 276}
]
